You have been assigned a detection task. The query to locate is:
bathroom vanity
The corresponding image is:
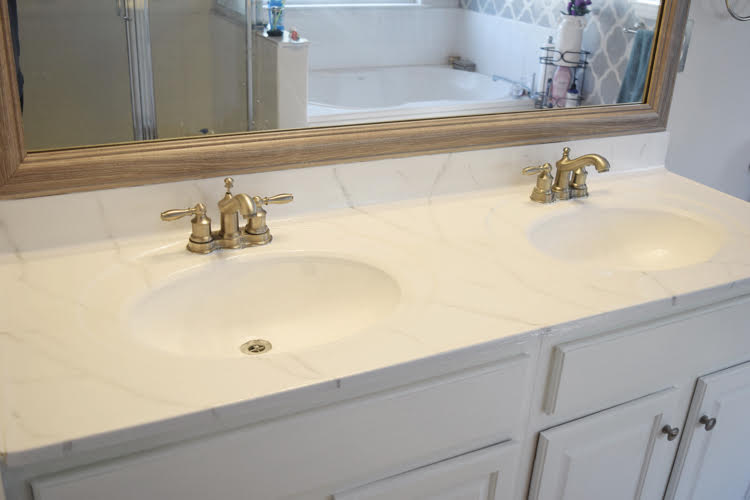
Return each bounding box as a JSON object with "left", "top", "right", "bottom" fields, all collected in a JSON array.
[
  {"left": 1, "top": 0, "right": 741, "bottom": 496},
  {"left": 2, "top": 143, "right": 750, "bottom": 499}
]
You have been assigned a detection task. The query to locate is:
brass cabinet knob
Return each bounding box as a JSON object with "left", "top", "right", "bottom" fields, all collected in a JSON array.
[
  {"left": 662, "top": 425, "right": 680, "bottom": 441},
  {"left": 699, "top": 415, "right": 717, "bottom": 431}
]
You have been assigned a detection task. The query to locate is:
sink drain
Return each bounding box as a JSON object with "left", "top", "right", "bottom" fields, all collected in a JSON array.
[{"left": 240, "top": 339, "right": 272, "bottom": 355}]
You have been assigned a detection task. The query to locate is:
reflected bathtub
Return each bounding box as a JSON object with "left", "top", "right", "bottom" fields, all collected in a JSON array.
[{"left": 307, "top": 65, "right": 534, "bottom": 126}]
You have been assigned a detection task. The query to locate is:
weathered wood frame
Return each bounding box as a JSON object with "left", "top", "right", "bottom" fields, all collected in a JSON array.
[{"left": 0, "top": 0, "right": 689, "bottom": 198}]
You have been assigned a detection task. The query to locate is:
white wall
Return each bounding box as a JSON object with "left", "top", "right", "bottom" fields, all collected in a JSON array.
[
  {"left": 459, "top": 11, "right": 553, "bottom": 88},
  {"left": 286, "top": 6, "right": 463, "bottom": 70},
  {"left": 665, "top": 1, "right": 750, "bottom": 201},
  {"left": 289, "top": 6, "right": 551, "bottom": 82}
]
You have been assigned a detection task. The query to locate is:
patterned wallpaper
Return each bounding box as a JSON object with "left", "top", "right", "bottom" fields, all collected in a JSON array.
[{"left": 459, "top": 0, "right": 656, "bottom": 105}]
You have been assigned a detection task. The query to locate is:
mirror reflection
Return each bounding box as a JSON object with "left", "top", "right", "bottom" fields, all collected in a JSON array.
[{"left": 9, "top": 0, "right": 661, "bottom": 150}]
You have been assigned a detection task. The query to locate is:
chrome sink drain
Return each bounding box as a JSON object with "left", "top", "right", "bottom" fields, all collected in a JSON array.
[{"left": 240, "top": 339, "right": 272, "bottom": 355}]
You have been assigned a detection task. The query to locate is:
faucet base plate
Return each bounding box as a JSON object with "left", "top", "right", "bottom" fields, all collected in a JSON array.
[
  {"left": 552, "top": 188, "right": 571, "bottom": 201},
  {"left": 187, "top": 240, "right": 215, "bottom": 254},
  {"left": 571, "top": 186, "right": 588, "bottom": 198},
  {"left": 530, "top": 189, "right": 554, "bottom": 204},
  {"left": 185, "top": 230, "right": 273, "bottom": 254}
]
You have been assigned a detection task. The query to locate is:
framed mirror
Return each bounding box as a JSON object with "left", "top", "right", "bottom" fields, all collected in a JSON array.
[{"left": 0, "top": 0, "right": 689, "bottom": 198}]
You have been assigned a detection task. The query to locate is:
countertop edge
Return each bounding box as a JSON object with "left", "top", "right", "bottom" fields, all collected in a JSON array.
[{"left": 5, "top": 277, "right": 750, "bottom": 470}]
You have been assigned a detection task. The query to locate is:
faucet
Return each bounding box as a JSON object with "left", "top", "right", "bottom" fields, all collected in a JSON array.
[
  {"left": 552, "top": 147, "right": 610, "bottom": 200},
  {"left": 522, "top": 147, "right": 610, "bottom": 203},
  {"left": 161, "top": 177, "right": 293, "bottom": 253}
]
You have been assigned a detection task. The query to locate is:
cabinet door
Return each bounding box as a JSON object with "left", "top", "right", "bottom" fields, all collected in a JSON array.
[
  {"left": 333, "top": 440, "right": 519, "bottom": 500},
  {"left": 667, "top": 361, "right": 750, "bottom": 500},
  {"left": 528, "top": 389, "right": 682, "bottom": 500}
]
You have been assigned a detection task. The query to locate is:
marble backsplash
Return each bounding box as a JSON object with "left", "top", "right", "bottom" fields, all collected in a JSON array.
[{"left": 0, "top": 132, "right": 668, "bottom": 254}]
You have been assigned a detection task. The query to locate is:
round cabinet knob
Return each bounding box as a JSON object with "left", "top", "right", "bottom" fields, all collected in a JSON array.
[
  {"left": 662, "top": 424, "right": 680, "bottom": 441},
  {"left": 699, "top": 415, "right": 717, "bottom": 431}
]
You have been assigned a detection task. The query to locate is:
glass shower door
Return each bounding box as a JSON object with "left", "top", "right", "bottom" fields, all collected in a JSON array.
[
  {"left": 15, "top": 0, "right": 250, "bottom": 150},
  {"left": 17, "top": 0, "right": 138, "bottom": 150},
  {"left": 147, "top": 0, "right": 249, "bottom": 139},
  {"left": 118, "top": 0, "right": 158, "bottom": 141}
]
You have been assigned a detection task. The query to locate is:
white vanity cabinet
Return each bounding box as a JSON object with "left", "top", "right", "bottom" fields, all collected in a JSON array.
[
  {"left": 523, "top": 296, "right": 750, "bottom": 500},
  {"left": 528, "top": 389, "right": 683, "bottom": 500},
  {"left": 9, "top": 299, "right": 750, "bottom": 500},
  {"left": 666, "top": 361, "right": 750, "bottom": 500},
  {"left": 25, "top": 352, "right": 533, "bottom": 500}
]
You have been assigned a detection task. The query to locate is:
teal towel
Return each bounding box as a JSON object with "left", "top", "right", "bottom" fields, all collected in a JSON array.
[{"left": 617, "top": 29, "right": 654, "bottom": 103}]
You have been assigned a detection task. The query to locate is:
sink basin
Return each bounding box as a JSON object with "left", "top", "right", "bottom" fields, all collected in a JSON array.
[
  {"left": 128, "top": 255, "right": 401, "bottom": 358},
  {"left": 528, "top": 208, "right": 723, "bottom": 271}
]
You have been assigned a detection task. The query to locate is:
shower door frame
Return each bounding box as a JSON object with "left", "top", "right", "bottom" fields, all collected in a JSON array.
[{"left": 116, "top": 0, "right": 158, "bottom": 141}]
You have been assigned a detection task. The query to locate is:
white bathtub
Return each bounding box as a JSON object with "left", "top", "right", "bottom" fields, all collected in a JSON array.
[{"left": 307, "top": 65, "right": 534, "bottom": 126}]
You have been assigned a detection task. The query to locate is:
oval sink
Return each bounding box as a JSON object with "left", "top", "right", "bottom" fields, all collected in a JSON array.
[
  {"left": 528, "top": 208, "right": 723, "bottom": 271},
  {"left": 128, "top": 255, "right": 401, "bottom": 358}
]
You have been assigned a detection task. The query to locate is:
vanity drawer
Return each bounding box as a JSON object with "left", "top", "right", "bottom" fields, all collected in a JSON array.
[
  {"left": 333, "top": 439, "right": 520, "bottom": 500},
  {"left": 32, "top": 354, "right": 530, "bottom": 500},
  {"left": 543, "top": 297, "right": 750, "bottom": 418}
]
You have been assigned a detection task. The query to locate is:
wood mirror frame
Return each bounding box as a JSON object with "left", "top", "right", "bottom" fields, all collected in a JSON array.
[{"left": 0, "top": 0, "right": 689, "bottom": 199}]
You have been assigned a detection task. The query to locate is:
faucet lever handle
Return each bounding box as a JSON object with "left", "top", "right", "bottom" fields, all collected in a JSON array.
[
  {"left": 243, "top": 194, "right": 293, "bottom": 241},
  {"left": 522, "top": 163, "right": 552, "bottom": 176},
  {"left": 259, "top": 193, "right": 294, "bottom": 205},
  {"left": 522, "top": 164, "right": 554, "bottom": 204},
  {"left": 160, "top": 203, "right": 207, "bottom": 221}
]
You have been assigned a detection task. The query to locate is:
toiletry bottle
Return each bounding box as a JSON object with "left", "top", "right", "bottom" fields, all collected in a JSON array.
[
  {"left": 550, "top": 66, "right": 572, "bottom": 107},
  {"left": 536, "top": 35, "right": 554, "bottom": 106},
  {"left": 565, "top": 82, "right": 580, "bottom": 108}
]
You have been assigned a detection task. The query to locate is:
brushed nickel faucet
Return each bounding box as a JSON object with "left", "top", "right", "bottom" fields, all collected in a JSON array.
[
  {"left": 161, "top": 178, "right": 293, "bottom": 253},
  {"left": 523, "top": 147, "right": 610, "bottom": 204}
]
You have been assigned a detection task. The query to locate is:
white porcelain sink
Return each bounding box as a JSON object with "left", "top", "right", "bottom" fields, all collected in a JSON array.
[
  {"left": 528, "top": 208, "right": 724, "bottom": 271},
  {"left": 128, "top": 255, "right": 401, "bottom": 358}
]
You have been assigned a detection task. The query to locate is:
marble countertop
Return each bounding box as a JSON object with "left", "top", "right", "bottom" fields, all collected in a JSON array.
[{"left": 2, "top": 167, "right": 750, "bottom": 468}]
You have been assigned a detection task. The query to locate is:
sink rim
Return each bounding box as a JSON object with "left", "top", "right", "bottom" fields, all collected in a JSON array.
[
  {"left": 119, "top": 250, "right": 411, "bottom": 359},
  {"left": 525, "top": 205, "right": 727, "bottom": 272}
]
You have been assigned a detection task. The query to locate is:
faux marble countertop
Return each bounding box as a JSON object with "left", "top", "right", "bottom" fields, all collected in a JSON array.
[{"left": 2, "top": 168, "right": 750, "bottom": 468}]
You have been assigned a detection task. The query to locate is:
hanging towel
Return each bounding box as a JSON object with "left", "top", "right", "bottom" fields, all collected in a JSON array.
[{"left": 617, "top": 29, "right": 654, "bottom": 104}]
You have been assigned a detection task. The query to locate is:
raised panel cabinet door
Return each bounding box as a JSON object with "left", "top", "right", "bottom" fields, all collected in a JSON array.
[
  {"left": 528, "top": 389, "right": 682, "bottom": 500},
  {"left": 667, "top": 360, "right": 750, "bottom": 500},
  {"left": 333, "top": 440, "right": 520, "bottom": 500}
]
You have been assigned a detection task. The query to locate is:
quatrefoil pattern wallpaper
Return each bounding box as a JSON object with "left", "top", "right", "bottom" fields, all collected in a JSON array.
[{"left": 460, "top": 0, "right": 654, "bottom": 105}]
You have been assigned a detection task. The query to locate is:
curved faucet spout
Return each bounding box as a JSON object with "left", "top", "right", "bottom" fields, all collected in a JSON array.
[
  {"left": 218, "top": 193, "right": 257, "bottom": 218},
  {"left": 556, "top": 147, "right": 610, "bottom": 173}
]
